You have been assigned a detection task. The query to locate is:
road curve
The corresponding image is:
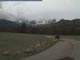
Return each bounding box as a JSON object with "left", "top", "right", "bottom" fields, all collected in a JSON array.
[{"left": 22, "top": 40, "right": 74, "bottom": 60}]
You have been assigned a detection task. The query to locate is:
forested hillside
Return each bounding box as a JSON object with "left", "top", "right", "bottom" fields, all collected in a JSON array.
[{"left": 0, "top": 19, "right": 80, "bottom": 35}]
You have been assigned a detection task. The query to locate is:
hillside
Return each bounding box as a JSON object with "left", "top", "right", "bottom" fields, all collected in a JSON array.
[{"left": 0, "top": 19, "right": 19, "bottom": 32}]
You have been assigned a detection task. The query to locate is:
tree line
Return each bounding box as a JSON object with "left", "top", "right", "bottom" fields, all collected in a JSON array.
[
  {"left": 17, "top": 19, "right": 80, "bottom": 35},
  {"left": 0, "top": 19, "right": 80, "bottom": 35}
]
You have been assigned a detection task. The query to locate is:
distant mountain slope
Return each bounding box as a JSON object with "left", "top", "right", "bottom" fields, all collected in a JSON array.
[{"left": 0, "top": 19, "right": 19, "bottom": 32}]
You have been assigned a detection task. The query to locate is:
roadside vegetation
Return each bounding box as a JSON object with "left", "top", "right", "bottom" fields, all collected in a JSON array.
[
  {"left": 61, "top": 35, "right": 80, "bottom": 41},
  {"left": 0, "top": 32, "right": 59, "bottom": 60}
]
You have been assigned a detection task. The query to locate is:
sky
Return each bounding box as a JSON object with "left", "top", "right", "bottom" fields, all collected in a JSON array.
[{"left": 1, "top": 0, "right": 80, "bottom": 20}]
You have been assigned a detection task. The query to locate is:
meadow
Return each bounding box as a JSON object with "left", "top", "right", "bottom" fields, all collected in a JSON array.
[
  {"left": 61, "top": 35, "right": 80, "bottom": 40},
  {"left": 0, "top": 32, "right": 58, "bottom": 60}
]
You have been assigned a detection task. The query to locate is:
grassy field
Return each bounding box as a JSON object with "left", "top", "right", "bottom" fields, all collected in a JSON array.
[
  {"left": 0, "top": 32, "right": 59, "bottom": 60},
  {"left": 61, "top": 35, "right": 80, "bottom": 40}
]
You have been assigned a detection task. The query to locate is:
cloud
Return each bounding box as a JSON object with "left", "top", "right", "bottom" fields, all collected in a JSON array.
[{"left": 1, "top": 0, "right": 80, "bottom": 20}]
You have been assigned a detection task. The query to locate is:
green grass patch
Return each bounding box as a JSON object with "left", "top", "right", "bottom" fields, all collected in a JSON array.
[
  {"left": 61, "top": 35, "right": 80, "bottom": 41},
  {"left": 0, "top": 32, "right": 59, "bottom": 60}
]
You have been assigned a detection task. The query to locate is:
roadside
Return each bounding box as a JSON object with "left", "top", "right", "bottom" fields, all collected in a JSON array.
[
  {"left": 22, "top": 35, "right": 75, "bottom": 60},
  {"left": 45, "top": 35, "right": 80, "bottom": 60},
  {"left": 61, "top": 38, "right": 80, "bottom": 60}
]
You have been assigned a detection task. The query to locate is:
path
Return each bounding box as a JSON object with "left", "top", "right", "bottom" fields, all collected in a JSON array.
[
  {"left": 22, "top": 36, "right": 80, "bottom": 60},
  {"left": 62, "top": 38, "right": 80, "bottom": 60}
]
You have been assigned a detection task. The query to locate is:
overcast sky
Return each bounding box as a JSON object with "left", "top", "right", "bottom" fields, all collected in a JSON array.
[{"left": 1, "top": 0, "right": 80, "bottom": 20}]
